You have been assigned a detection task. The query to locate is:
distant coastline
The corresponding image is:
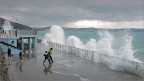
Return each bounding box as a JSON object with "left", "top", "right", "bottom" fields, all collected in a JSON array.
[
  {"left": 0, "top": 17, "right": 32, "bottom": 30},
  {"left": 1, "top": 17, "right": 144, "bottom": 31}
]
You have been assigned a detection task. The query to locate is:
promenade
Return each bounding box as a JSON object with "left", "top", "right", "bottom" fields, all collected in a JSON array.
[{"left": 3, "top": 44, "right": 144, "bottom": 81}]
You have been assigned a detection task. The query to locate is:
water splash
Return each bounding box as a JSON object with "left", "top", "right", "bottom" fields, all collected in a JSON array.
[
  {"left": 66, "top": 36, "right": 84, "bottom": 48},
  {"left": 42, "top": 25, "right": 142, "bottom": 64},
  {"left": 42, "top": 25, "right": 65, "bottom": 44},
  {"left": 118, "top": 34, "right": 142, "bottom": 63},
  {"left": 2, "top": 20, "right": 13, "bottom": 35},
  {"left": 97, "top": 31, "right": 115, "bottom": 56},
  {"left": 84, "top": 38, "right": 97, "bottom": 51},
  {"left": 2, "top": 20, "right": 13, "bottom": 30},
  {"left": 42, "top": 26, "right": 143, "bottom": 77}
]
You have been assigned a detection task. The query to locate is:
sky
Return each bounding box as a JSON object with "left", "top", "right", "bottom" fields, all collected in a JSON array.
[{"left": 0, "top": 0, "right": 144, "bottom": 28}]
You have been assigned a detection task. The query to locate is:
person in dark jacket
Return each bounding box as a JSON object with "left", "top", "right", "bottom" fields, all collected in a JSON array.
[
  {"left": 19, "top": 50, "right": 23, "bottom": 61},
  {"left": 43, "top": 51, "right": 50, "bottom": 64},
  {"left": 7, "top": 47, "right": 11, "bottom": 58}
]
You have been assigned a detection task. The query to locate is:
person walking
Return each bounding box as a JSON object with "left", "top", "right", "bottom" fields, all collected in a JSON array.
[
  {"left": 7, "top": 47, "right": 11, "bottom": 59},
  {"left": 48, "top": 48, "right": 53, "bottom": 63},
  {"left": 19, "top": 50, "right": 23, "bottom": 61},
  {"left": 43, "top": 51, "right": 50, "bottom": 64}
]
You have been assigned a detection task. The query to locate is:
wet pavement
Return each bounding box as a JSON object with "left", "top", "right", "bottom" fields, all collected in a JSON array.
[
  {"left": 6, "top": 44, "right": 144, "bottom": 81},
  {"left": 6, "top": 53, "right": 144, "bottom": 81}
]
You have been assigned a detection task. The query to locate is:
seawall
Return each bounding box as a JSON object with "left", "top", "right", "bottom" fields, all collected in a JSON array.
[{"left": 0, "top": 48, "right": 10, "bottom": 81}]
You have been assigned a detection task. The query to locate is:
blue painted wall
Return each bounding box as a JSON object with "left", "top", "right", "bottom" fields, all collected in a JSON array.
[
  {"left": 0, "top": 38, "right": 17, "bottom": 47},
  {"left": 0, "top": 43, "right": 20, "bottom": 55}
]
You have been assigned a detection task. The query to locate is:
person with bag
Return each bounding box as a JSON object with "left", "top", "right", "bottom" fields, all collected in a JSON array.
[
  {"left": 43, "top": 51, "right": 50, "bottom": 64},
  {"left": 19, "top": 50, "right": 23, "bottom": 61}
]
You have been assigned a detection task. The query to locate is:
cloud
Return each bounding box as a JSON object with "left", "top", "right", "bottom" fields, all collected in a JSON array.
[
  {"left": 64, "top": 20, "right": 144, "bottom": 29},
  {"left": 0, "top": 0, "right": 143, "bottom": 28},
  {"left": 15, "top": 7, "right": 31, "bottom": 12}
]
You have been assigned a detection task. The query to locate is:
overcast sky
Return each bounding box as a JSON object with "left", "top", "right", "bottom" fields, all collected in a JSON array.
[{"left": 0, "top": 0, "right": 144, "bottom": 28}]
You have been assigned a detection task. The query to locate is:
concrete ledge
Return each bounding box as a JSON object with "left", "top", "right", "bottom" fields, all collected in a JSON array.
[{"left": 0, "top": 48, "right": 10, "bottom": 81}]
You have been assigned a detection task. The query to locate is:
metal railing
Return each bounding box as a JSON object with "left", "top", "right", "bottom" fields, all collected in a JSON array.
[
  {"left": 47, "top": 41, "right": 144, "bottom": 78},
  {"left": 0, "top": 30, "right": 37, "bottom": 38}
]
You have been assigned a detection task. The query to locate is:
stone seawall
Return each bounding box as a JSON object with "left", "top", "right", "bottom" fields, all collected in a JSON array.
[{"left": 0, "top": 48, "right": 10, "bottom": 81}]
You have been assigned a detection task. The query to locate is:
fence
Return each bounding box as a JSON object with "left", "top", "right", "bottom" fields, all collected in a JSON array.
[
  {"left": 0, "top": 30, "right": 37, "bottom": 38},
  {"left": 47, "top": 41, "right": 144, "bottom": 78}
]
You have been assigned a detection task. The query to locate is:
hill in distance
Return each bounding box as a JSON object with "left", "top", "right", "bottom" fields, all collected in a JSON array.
[{"left": 0, "top": 17, "right": 32, "bottom": 30}]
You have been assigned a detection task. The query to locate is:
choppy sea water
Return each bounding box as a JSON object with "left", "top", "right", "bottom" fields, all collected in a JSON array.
[{"left": 37, "top": 26, "right": 144, "bottom": 62}]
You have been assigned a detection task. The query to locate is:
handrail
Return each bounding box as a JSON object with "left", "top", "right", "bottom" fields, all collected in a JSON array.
[
  {"left": 0, "top": 30, "right": 37, "bottom": 38},
  {"left": 47, "top": 41, "right": 144, "bottom": 78}
]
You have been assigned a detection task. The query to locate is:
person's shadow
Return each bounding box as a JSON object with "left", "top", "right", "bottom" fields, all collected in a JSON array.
[
  {"left": 16, "top": 60, "right": 23, "bottom": 72},
  {"left": 19, "top": 61, "right": 23, "bottom": 72},
  {"left": 43, "top": 63, "right": 52, "bottom": 75}
]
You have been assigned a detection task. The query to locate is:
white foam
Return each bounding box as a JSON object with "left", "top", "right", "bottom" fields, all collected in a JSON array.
[
  {"left": 84, "top": 38, "right": 97, "bottom": 51},
  {"left": 2, "top": 20, "right": 13, "bottom": 30},
  {"left": 97, "top": 31, "right": 115, "bottom": 56},
  {"left": 2, "top": 20, "right": 13, "bottom": 35},
  {"left": 42, "top": 25, "right": 65, "bottom": 44},
  {"left": 66, "top": 35, "right": 84, "bottom": 48},
  {"left": 42, "top": 25, "right": 143, "bottom": 73}
]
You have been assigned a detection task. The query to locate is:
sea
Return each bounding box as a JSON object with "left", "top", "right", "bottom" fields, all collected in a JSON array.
[{"left": 37, "top": 25, "right": 144, "bottom": 62}]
